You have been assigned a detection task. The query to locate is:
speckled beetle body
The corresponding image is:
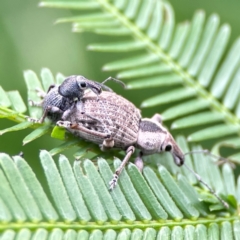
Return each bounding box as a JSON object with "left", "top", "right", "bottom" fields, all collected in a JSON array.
[{"left": 57, "top": 90, "right": 184, "bottom": 189}]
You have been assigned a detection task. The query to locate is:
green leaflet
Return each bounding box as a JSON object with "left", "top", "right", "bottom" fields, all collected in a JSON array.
[
  {"left": 162, "top": 100, "right": 209, "bottom": 121},
  {"left": 0, "top": 148, "right": 239, "bottom": 238},
  {"left": 58, "top": 155, "right": 91, "bottom": 221},
  {"left": 117, "top": 63, "right": 171, "bottom": 79},
  {"left": 39, "top": 1, "right": 100, "bottom": 10},
  {"left": 0, "top": 86, "right": 11, "bottom": 107},
  {"left": 56, "top": 12, "right": 113, "bottom": 23},
  {"left": 211, "top": 38, "right": 240, "bottom": 98},
  {"left": 103, "top": 54, "right": 159, "bottom": 71},
  {"left": 7, "top": 91, "right": 27, "bottom": 113},
  {"left": 40, "top": 150, "right": 77, "bottom": 221},
  {"left": 98, "top": 158, "right": 136, "bottom": 221},
  {"left": 188, "top": 124, "right": 239, "bottom": 142},
  {"left": 143, "top": 167, "right": 183, "bottom": 220},
  {"left": 40, "top": 68, "right": 55, "bottom": 92},
  {"left": 88, "top": 41, "right": 146, "bottom": 52},
  {"left": 14, "top": 156, "right": 58, "bottom": 221},
  {"left": 141, "top": 88, "right": 196, "bottom": 108},
  {"left": 171, "top": 111, "right": 224, "bottom": 129},
  {"left": 23, "top": 125, "right": 51, "bottom": 145},
  {"left": 127, "top": 74, "right": 182, "bottom": 89},
  {"left": 49, "top": 140, "right": 80, "bottom": 156},
  {"left": 178, "top": 11, "right": 205, "bottom": 68},
  {"left": 0, "top": 122, "right": 33, "bottom": 136},
  {"left": 0, "top": 153, "right": 42, "bottom": 222}
]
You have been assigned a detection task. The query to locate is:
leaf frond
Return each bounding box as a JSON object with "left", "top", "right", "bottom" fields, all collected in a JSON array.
[
  {"left": 0, "top": 136, "right": 239, "bottom": 238},
  {"left": 36, "top": 0, "right": 240, "bottom": 159}
]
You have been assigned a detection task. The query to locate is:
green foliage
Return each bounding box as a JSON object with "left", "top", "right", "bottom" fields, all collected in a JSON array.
[
  {"left": 39, "top": 0, "right": 240, "bottom": 161},
  {"left": 0, "top": 144, "right": 240, "bottom": 238},
  {"left": 0, "top": 0, "right": 240, "bottom": 239}
]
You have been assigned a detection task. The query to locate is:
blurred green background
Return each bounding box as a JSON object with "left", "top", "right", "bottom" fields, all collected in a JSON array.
[{"left": 0, "top": 0, "right": 239, "bottom": 168}]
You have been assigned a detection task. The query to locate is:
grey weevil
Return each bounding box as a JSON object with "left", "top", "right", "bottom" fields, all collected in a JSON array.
[
  {"left": 28, "top": 75, "right": 124, "bottom": 123},
  {"left": 57, "top": 90, "right": 229, "bottom": 208}
]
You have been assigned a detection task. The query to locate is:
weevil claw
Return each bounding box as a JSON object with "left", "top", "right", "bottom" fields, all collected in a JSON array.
[
  {"left": 109, "top": 173, "right": 118, "bottom": 190},
  {"left": 57, "top": 120, "right": 72, "bottom": 128},
  {"left": 26, "top": 116, "right": 41, "bottom": 124}
]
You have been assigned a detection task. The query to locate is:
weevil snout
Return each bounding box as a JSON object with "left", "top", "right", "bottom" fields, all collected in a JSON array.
[
  {"left": 171, "top": 143, "right": 185, "bottom": 166},
  {"left": 86, "top": 82, "right": 102, "bottom": 96},
  {"left": 161, "top": 132, "right": 185, "bottom": 166}
]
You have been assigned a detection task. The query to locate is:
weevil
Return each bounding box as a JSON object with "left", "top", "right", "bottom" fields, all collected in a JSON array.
[
  {"left": 57, "top": 90, "right": 229, "bottom": 208},
  {"left": 28, "top": 75, "right": 124, "bottom": 123},
  {"left": 57, "top": 91, "right": 184, "bottom": 186}
]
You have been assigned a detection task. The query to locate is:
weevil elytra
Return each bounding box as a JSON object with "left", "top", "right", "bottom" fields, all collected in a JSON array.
[
  {"left": 57, "top": 90, "right": 229, "bottom": 208},
  {"left": 28, "top": 75, "right": 124, "bottom": 123}
]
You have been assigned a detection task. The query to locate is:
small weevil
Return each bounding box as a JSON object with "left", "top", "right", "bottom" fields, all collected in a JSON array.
[
  {"left": 28, "top": 75, "right": 124, "bottom": 123},
  {"left": 57, "top": 90, "right": 229, "bottom": 208}
]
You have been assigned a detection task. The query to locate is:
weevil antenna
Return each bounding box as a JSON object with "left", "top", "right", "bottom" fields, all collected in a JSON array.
[
  {"left": 183, "top": 163, "right": 229, "bottom": 209},
  {"left": 101, "top": 76, "right": 126, "bottom": 89}
]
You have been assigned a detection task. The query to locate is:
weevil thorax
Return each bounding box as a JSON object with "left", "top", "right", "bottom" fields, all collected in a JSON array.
[
  {"left": 42, "top": 85, "right": 71, "bottom": 121},
  {"left": 136, "top": 118, "right": 185, "bottom": 166}
]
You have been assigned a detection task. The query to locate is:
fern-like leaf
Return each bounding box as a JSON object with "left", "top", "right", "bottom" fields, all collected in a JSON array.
[
  {"left": 1, "top": 1, "right": 240, "bottom": 239},
  {"left": 0, "top": 136, "right": 240, "bottom": 239},
  {"left": 37, "top": 0, "right": 240, "bottom": 162}
]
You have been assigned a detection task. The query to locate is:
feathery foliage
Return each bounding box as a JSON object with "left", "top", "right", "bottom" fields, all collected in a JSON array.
[
  {"left": 0, "top": 140, "right": 240, "bottom": 239},
  {"left": 38, "top": 0, "right": 240, "bottom": 161},
  {"left": 0, "top": 0, "right": 240, "bottom": 239}
]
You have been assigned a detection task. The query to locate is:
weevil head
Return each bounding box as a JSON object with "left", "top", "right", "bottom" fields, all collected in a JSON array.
[
  {"left": 58, "top": 75, "right": 85, "bottom": 100},
  {"left": 58, "top": 75, "right": 102, "bottom": 101},
  {"left": 136, "top": 117, "right": 184, "bottom": 166}
]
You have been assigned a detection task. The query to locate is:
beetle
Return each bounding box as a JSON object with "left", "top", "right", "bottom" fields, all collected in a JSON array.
[
  {"left": 28, "top": 75, "right": 124, "bottom": 123},
  {"left": 56, "top": 90, "right": 229, "bottom": 208},
  {"left": 56, "top": 90, "right": 183, "bottom": 189}
]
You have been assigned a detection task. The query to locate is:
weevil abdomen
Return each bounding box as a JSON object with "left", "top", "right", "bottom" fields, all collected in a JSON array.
[{"left": 64, "top": 91, "right": 141, "bottom": 149}]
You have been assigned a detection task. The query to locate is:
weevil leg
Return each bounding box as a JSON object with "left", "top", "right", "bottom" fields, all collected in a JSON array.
[
  {"left": 36, "top": 85, "right": 57, "bottom": 99},
  {"left": 57, "top": 120, "right": 111, "bottom": 139},
  {"left": 26, "top": 99, "right": 43, "bottom": 123},
  {"left": 134, "top": 151, "right": 144, "bottom": 173},
  {"left": 28, "top": 85, "right": 54, "bottom": 107},
  {"left": 35, "top": 87, "right": 47, "bottom": 99},
  {"left": 27, "top": 85, "right": 58, "bottom": 123},
  {"left": 27, "top": 105, "right": 63, "bottom": 124},
  {"left": 28, "top": 99, "right": 43, "bottom": 107},
  {"left": 76, "top": 103, "right": 113, "bottom": 140},
  {"left": 27, "top": 99, "right": 44, "bottom": 122},
  {"left": 39, "top": 105, "right": 63, "bottom": 123},
  {"left": 109, "top": 146, "right": 135, "bottom": 190},
  {"left": 61, "top": 102, "right": 77, "bottom": 120},
  {"left": 26, "top": 116, "right": 41, "bottom": 123},
  {"left": 151, "top": 113, "right": 163, "bottom": 124},
  {"left": 77, "top": 101, "right": 85, "bottom": 114},
  {"left": 100, "top": 137, "right": 114, "bottom": 151},
  {"left": 46, "top": 84, "right": 56, "bottom": 93}
]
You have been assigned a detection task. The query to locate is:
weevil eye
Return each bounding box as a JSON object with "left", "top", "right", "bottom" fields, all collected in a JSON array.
[
  {"left": 165, "top": 144, "right": 172, "bottom": 152},
  {"left": 78, "top": 81, "right": 87, "bottom": 89}
]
